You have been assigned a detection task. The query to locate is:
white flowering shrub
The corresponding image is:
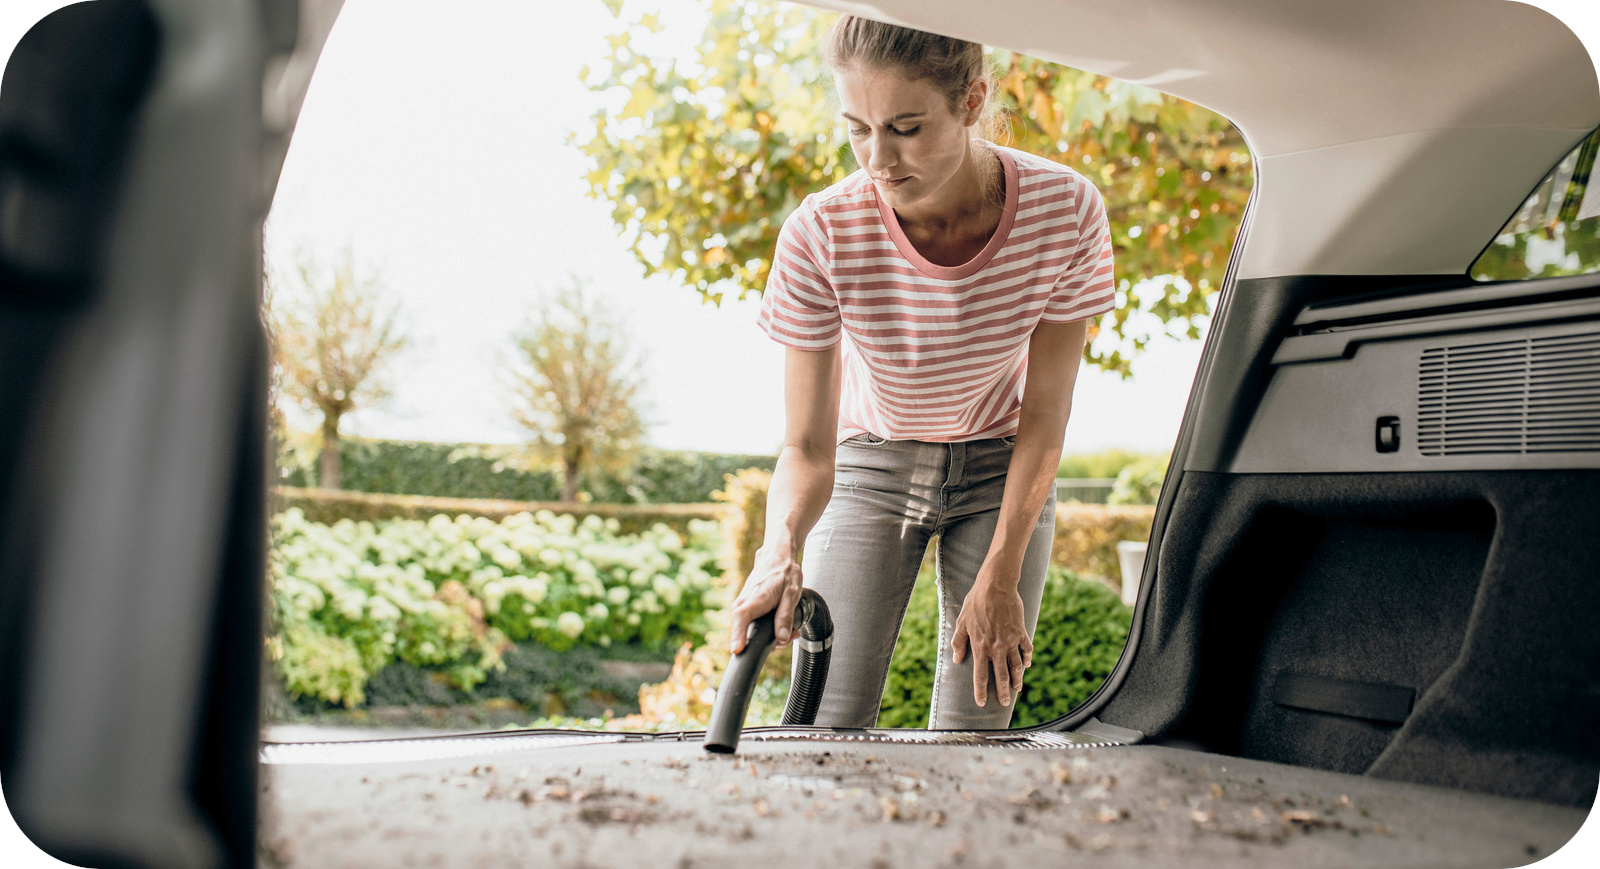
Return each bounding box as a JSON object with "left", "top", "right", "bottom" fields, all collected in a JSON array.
[
  {"left": 268, "top": 507, "right": 724, "bottom": 707},
  {"left": 473, "top": 512, "right": 723, "bottom": 652}
]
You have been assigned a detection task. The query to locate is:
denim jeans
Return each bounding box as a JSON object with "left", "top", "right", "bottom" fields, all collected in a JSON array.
[{"left": 795, "top": 433, "right": 1055, "bottom": 729}]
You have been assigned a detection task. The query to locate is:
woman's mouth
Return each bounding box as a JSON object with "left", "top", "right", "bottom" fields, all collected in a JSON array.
[{"left": 875, "top": 176, "right": 910, "bottom": 189}]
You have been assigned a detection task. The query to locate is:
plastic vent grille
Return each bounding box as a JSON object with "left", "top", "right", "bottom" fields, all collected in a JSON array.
[{"left": 1417, "top": 330, "right": 1600, "bottom": 456}]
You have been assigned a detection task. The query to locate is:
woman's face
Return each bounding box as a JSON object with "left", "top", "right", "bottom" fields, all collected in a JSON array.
[{"left": 833, "top": 65, "right": 984, "bottom": 216}]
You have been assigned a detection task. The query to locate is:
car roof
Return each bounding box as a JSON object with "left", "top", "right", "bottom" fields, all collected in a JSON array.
[{"left": 810, "top": 0, "right": 1600, "bottom": 279}]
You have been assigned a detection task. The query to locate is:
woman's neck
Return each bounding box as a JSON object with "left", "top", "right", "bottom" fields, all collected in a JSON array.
[
  {"left": 891, "top": 141, "right": 1006, "bottom": 268},
  {"left": 895, "top": 140, "right": 1001, "bottom": 232}
]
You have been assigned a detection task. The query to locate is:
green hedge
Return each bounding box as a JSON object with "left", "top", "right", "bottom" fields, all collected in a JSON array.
[
  {"left": 877, "top": 566, "right": 1132, "bottom": 728},
  {"left": 586, "top": 448, "right": 779, "bottom": 504},
  {"left": 281, "top": 440, "right": 559, "bottom": 501},
  {"left": 1108, "top": 454, "right": 1170, "bottom": 506},
  {"left": 1056, "top": 449, "right": 1160, "bottom": 480},
  {"left": 279, "top": 438, "right": 776, "bottom": 504},
  {"left": 274, "top": 486, "right": 728, "bottom": 536}
]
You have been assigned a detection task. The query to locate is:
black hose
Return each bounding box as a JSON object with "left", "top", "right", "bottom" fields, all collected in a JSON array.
[
  {"left": 704, "top": 589, "right": 833, "bottom": 753},
  {"left": 781, "top": 589, "right": 833, "bottom": 726}
]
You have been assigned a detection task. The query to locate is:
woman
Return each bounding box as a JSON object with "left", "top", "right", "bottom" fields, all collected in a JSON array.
[{"left": 730, "top": 16, "right": 1115, "bottom": 729}]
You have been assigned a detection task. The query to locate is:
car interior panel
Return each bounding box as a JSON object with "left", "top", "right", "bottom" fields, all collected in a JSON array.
[
  {"left": 1, "top": 1, "right": 281, "bottom": 865},
  {"left": 0, "top": 0, "right": 162, "bottom": 772},
  {"left": 1086, "top": 261, "right": 1600, "bottom": 807}
]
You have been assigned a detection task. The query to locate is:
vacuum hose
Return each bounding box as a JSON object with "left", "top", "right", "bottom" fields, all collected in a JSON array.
[{"left": 704, "top": 588, "right": 833, "bottom": 753}]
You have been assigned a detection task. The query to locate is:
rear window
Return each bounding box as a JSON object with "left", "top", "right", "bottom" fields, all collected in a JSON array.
[{"left": 1471, "top": 127, "right": 1600, "bottom": 282}]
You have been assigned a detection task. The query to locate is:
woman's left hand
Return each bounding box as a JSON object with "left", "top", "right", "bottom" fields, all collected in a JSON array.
[{"left": 950, "top": 573, "right": 1033, "bottom": 708}]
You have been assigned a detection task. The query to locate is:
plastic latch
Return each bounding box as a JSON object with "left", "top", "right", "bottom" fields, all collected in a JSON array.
[{"left": 1375, "top": 416, "right": 1401, "bottom": 453}]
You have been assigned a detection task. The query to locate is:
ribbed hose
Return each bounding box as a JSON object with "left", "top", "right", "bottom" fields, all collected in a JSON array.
[
  {"left": 781, "top": 590, "right": 833, "bottom": 725},
  {"left": 780, "top": 645, "right": 830, "bottom": 725},
  {"left": 704, "top": 589, "right": 833, "bottom": 753}
]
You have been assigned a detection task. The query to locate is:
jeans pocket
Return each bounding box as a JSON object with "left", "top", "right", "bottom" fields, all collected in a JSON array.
[
  {"left": 845, "top": 432, "right": 889, "bottom": 447},
  {"left": 998, "top": 435, "right": 1017, "bottom": 448}
]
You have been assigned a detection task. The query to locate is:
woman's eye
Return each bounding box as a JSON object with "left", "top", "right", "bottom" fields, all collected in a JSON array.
[{"left": 846, "top": 125, "right": 917, "bottom": 137}]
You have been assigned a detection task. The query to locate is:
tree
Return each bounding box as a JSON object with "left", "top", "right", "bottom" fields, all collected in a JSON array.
[
  {"left": 268, "top": 248, "right": 408, "bottom": 489},
  {"left": 575, "top": 0, "right": 1252, "bottom": 375},
  {"left": 506, "top": 278, "right": 646, "bottom": 503}
]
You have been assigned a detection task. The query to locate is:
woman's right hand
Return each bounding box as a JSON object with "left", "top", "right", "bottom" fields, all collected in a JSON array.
[
  {"left": 729, "top": 543, "right": 805, "bottom": 653},
  {"left": 728, "top": 346, "right": 840, "bottom": 654}
]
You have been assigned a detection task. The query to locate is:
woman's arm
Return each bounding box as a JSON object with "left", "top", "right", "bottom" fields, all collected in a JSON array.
[
  {"left": 950, "top": 318, "right": 1089, "bottom": 707},
  {"left": 728, "top": 345, "right": 842, "bottom": 653}
]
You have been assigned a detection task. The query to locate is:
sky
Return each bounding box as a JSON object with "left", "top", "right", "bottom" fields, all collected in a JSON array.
[{"left": 262, "top": 0, "right": 1205, "bottom": 456}]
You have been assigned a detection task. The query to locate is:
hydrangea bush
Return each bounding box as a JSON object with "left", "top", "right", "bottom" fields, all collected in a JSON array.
[{"left": 269, "top": 507, "right": 724, "bottom": 707}]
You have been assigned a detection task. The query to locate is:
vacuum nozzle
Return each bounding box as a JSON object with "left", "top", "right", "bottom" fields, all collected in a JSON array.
[{"left": 703, "top": 589, "right": 833, "bottom": 753}]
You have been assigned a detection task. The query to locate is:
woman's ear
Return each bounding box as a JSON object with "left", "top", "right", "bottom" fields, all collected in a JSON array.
[{"left": 964, "top": 78, "right": 989, "bottom": 127}]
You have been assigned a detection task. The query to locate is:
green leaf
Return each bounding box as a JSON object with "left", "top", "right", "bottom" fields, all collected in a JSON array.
[{"left": 619, "top": 77, "right": 658, "bottom": 121}]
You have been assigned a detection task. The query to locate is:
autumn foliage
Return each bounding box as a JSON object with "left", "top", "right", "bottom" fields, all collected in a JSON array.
[{"left": 576, "top": 0, "right": 1251, "bottom": 375}]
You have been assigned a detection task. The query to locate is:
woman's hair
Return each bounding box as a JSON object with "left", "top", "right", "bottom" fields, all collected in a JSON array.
[{"left": 823, "top": 16, "right": 995, "bottom": 120}]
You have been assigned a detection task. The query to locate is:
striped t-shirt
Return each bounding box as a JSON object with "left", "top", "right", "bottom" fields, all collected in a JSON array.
[{"left": 756, "top": 141, "right": 1116, "bottom": 443}]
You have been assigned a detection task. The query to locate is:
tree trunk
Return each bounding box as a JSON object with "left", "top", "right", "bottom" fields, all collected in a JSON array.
[
  {"left": 560, "top": 441, "right": 584, "bottom": 503},
  {"left": 561, "top": 460, "right": 579, "bottom": 503},
  {"left": 319, "top": 412, "right": 342, "bottom": 489}
]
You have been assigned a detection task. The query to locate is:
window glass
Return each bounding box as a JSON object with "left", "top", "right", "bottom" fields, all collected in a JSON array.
[{"left": 1472, "top": 127, "right": 1600, "bottom": 281}]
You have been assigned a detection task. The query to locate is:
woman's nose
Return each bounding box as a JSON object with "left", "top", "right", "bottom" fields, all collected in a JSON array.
[{"left": 867, "top": 134, "right": 897, "bottom": 173}]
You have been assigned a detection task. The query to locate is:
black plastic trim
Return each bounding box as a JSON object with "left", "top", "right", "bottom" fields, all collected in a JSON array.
[
  {"left": 1276, "top": 295, "right": 1600, "bottom": 364},
  {"left": 1295, "top": 271, "right": 1600, "bottom": 332},
  {"left": 1272, "top": 672, "right": 1415, "bottom": 725}
]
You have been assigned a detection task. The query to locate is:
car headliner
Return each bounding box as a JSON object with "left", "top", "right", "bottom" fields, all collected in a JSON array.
[{"left": 812, "top": 0, "right": 1600, "bottom": 279}]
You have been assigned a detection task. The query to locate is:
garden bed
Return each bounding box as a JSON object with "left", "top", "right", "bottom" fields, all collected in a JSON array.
[
  {"left": 266, "top": 494, "right": 1138, "bottom": 733},
  {"left": 268, "top": 507, "right": 724, "bottom": 709}
]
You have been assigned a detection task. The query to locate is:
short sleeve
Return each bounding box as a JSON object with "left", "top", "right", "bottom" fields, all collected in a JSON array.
[
  {"left": 757, "top": 202, "right": 842, "bottom": 349},
  {"left": 1041, "top": 177, "right": 1116, "bottom": 323}
]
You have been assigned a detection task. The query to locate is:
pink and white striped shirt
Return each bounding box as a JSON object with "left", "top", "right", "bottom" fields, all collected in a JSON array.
[{"left": 756, "top": 142, "right": 1116, "bottom": 443}]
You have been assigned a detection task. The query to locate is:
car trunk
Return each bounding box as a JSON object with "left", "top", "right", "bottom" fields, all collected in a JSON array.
[
  {"left": 256, "top": 730, "right": 1590, "bottom": 867},
  {"left": 1088, "top": 272, "right": 1600, "bottom": 810}
]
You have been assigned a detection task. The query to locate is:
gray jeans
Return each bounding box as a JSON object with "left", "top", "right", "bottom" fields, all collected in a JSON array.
[{"left": 796, "top": 433, "right": 1055, "bottom": 730}]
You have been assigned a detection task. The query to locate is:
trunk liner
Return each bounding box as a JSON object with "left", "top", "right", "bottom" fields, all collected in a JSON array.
[{"left": 259, "top": 735, "right": 1589, "bottom": 868}]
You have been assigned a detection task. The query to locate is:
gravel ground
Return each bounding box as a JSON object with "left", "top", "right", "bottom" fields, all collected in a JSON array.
[{"left": 260, "top": 735, "right": 1588, "bottom": 868}]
